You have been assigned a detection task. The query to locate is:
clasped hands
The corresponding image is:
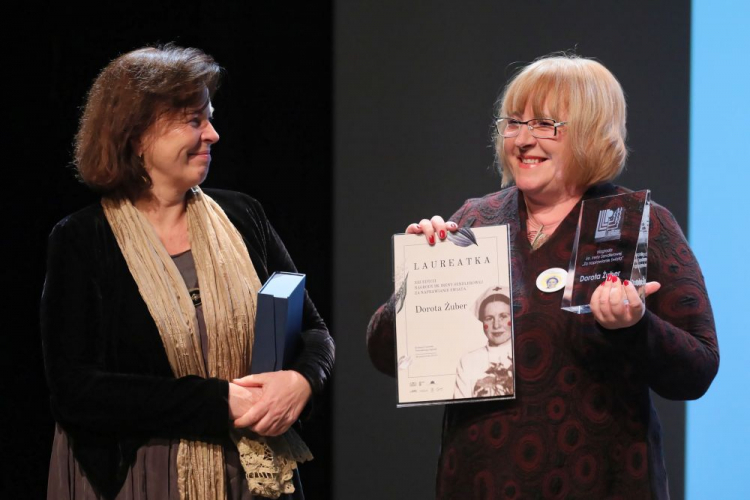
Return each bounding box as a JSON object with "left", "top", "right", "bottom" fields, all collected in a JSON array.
[
  {"left": 228, "top": 370, "right": 312, "bottom": 437},
  {"left": 406, "top": 216, "right": 662, "bottom": 330}
]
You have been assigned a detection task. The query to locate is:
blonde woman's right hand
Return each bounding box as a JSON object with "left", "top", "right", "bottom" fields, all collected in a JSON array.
[{"left": 406, "top": 216, "right": 458, "bottom": 245}]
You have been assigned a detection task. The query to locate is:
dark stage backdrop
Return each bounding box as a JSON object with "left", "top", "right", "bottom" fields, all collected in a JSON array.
[
  {"left": 333, "top": 2, "right": 690, "bottom": 499},
  {"left": 4, "top": 3, "right": 332, "bottom": 499}
]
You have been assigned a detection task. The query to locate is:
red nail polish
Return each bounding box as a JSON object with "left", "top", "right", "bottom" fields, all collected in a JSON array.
[
  {"left": 429, "top": 235, "right": 435, "bottom": 245},
  {"left": 623, "top": 280, "right": 630, "bottom": 286},
  {"left": 609, "top": 274, "right": 617, "bottom": 283},
  {"left": 439, "top": 230, "right": 446, "bottom": 239}
]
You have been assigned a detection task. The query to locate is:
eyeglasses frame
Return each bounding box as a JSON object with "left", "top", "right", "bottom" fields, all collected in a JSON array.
[{"left": 495, "top": 117, "right": 568, "bottom": 138}]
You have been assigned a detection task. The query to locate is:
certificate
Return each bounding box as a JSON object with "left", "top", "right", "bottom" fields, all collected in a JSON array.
[{"left": 392, "top": 225, "right": 514, "bottom": 407}]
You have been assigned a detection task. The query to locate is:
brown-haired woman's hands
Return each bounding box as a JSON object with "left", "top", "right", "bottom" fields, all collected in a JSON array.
[
  {"left": 590, "top": 275, "right": 661, "bottom": 329},
  {"left": 230, "top": 371, "right": 312, "bottom": 436},
  {"left": 228, "top": 383, "right": 263, "bottom": 420},
  {"left": 406, "top": 216, "right": 458, "bottom": 245}
]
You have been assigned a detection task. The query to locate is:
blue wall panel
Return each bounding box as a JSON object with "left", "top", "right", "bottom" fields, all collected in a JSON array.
[{"left": 689, "top": 2, "right": 750, "bottom": 498}]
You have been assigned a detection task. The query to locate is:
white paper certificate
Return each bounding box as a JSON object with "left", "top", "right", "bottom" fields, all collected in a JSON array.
[{"left": 392, "top": 225, "right": 515, "bottom": 407}]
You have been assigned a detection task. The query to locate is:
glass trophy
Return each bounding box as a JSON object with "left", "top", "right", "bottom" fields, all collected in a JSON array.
[{"left": 561, "top": 190, "right": 650, "bottom": 314}]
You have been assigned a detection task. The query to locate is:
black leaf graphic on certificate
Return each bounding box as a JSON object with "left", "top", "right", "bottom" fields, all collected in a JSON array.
[
  {"left": 395, "top": 273, "right": 408, "bottom": 314},
  {"left": 447, "top": 227, "right": 478, "bottom": 247}
]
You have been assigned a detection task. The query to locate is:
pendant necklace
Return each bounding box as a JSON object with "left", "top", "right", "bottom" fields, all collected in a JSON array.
[
  {"left": 527, "top": 213, "right": 563, "bottom": 251},
  {"left": 528, "top": 222, "right": 547, "bottom": 250},
  {"left": 528, "top": 214, "right": 569, "bottom": 292}
]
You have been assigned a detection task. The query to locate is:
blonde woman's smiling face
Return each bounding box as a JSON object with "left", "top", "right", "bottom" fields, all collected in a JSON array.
[{"left": 503, "top": 100, "right": 570, "bottom": 200}]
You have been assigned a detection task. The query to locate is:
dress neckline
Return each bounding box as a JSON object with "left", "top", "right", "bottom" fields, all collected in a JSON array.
[{"left": 516, "top": 183, "right": 618, "bottom": 254}]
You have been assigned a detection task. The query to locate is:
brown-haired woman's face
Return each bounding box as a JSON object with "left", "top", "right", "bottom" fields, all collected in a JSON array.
[
  {"left": 503, "top": 100, "right": 570, "bottom": 199},
  {"left": 140, "top": 102, "right": 219, "bottom": 196},
  {"left": 482, "top": 300, "right": 512, "bottom": 346}
]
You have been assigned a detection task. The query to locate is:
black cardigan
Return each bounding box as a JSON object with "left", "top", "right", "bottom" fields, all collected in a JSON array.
[{"left": 40, "top": 188, "right": 335, "bottom": 498}]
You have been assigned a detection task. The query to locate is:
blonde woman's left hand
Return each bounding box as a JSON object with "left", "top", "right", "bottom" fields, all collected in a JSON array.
[
  {"left": 590, "top": 275, "right": 661, "bottom": 329},
  {"left": 231, "top": 370, "right": 312, "bottom": 436}
]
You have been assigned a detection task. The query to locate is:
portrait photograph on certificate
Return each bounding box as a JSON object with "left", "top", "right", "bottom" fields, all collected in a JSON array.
[{"left": 392, "top": 225, "right": 514, "bottom": 406}]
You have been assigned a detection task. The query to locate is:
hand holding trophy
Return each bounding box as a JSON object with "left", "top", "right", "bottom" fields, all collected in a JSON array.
[{"left": 561, "top": 190, "right": 655, "bottom": 316}]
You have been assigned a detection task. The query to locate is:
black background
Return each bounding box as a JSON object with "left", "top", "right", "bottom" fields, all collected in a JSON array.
[{"left": 4, "top": 2, "right": 332, "bottom": 498}]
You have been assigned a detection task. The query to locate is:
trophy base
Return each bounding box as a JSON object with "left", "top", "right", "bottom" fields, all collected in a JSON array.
[
  {"left": 561, "top": 299, "right": 632, "bottom": 315},
  {"left": 561, "top": 304, "right": 591, "bottom": 314}
]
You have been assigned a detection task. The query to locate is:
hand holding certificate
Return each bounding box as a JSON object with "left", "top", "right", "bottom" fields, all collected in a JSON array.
[{"left": 392, "top": 225, "right": 514, "bottom": 406}]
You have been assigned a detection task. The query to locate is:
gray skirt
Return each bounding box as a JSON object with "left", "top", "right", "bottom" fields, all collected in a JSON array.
[{"left": 47, "top": 425, "right": 300, "bottom": 500}]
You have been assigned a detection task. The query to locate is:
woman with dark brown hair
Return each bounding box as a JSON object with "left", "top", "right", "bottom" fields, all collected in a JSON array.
[{"left": 41, "top": 44, "right": 334, "bottom": 500}]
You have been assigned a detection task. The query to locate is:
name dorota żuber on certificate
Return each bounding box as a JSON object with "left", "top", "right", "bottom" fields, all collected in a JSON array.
[{"left": 392, "top": 225, "right": 515, "bottom": 407}]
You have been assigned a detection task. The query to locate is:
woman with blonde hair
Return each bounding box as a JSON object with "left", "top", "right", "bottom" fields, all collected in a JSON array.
[{"left": 367, "top": 54, "right": 718, "bottom": 499}]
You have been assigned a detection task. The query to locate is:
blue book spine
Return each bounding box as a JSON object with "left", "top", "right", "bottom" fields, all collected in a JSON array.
[{"left": 250, "top": 292, "right": 277, "bottom": 374}]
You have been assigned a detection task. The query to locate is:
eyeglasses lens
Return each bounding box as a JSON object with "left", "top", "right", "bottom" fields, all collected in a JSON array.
[{"left": 498, "top": 119, "right": 557, "bottom": 138}]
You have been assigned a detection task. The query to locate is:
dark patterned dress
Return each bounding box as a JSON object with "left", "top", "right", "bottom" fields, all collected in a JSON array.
[{"left": 366, "top": 184, "right": 718, "bottom": 500}]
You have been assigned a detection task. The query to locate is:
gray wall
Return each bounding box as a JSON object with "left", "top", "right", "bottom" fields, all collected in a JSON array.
[{"left": 333, "top": 2, "right": 690, "bottom": 498}]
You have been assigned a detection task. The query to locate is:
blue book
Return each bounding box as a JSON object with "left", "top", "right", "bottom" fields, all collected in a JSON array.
[{"left": 250, "top": 272, "right": 306, "bottom": 374}]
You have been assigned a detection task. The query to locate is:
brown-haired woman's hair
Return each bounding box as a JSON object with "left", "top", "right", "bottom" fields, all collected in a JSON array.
[
  {"left": 495, "top": 54, "right": 628, "bottom": 190},
  {"left": 74, "top": 44, "right": 221, "bottom": 199}
]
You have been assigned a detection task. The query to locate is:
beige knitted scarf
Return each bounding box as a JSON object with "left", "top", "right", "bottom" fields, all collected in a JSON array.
[{"left": 102, "top": 187, "right": 311, "bottom": 499}]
